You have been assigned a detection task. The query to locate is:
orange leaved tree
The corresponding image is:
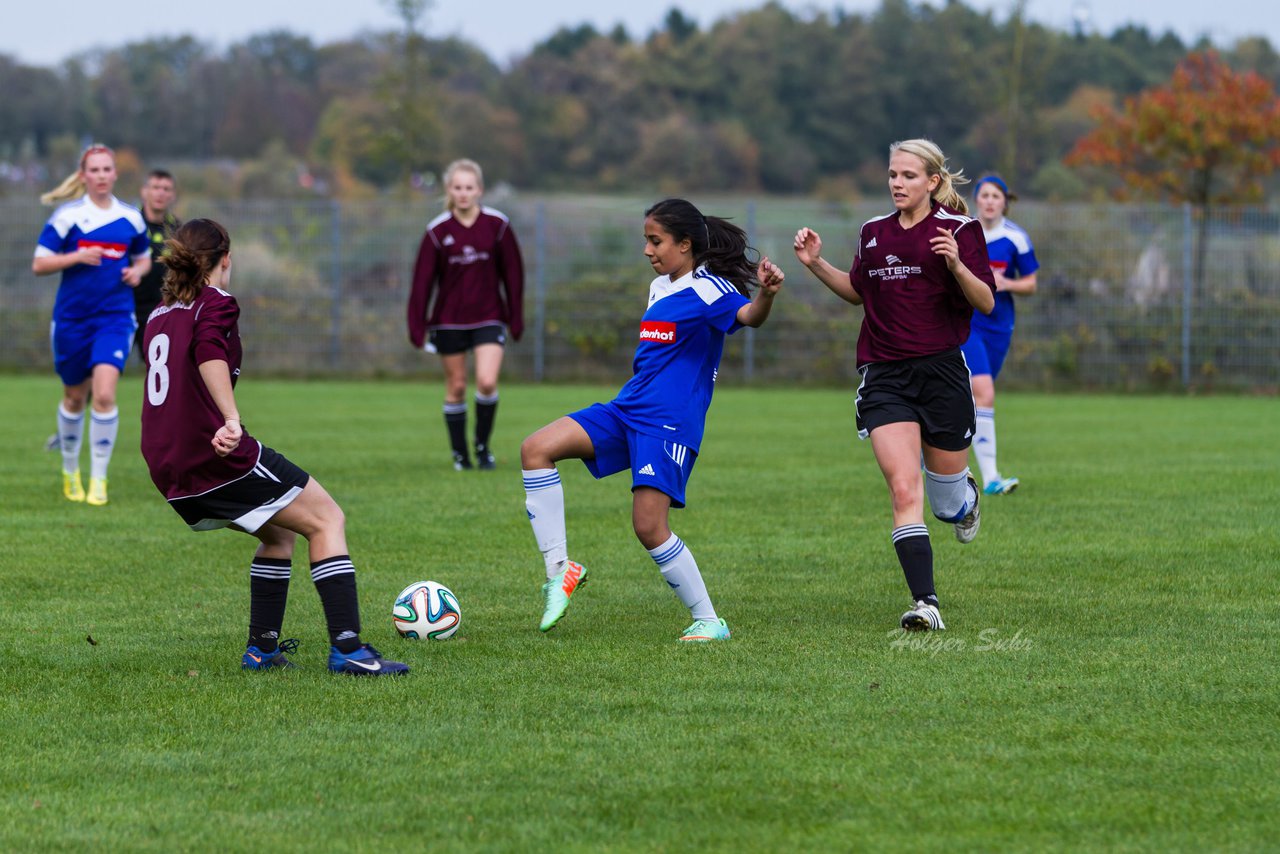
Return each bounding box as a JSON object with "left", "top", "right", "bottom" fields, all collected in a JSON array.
[{"left": 1067, "top": 51, "right": 1280, "bottom": 290}]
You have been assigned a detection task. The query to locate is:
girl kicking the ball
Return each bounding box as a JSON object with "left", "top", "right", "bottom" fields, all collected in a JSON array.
[
  {"left": 520, "top": 198, "right": 784, "bottom": 642},
  {"left": 140, "top": 218, "right": 408, "bottom": 675}
]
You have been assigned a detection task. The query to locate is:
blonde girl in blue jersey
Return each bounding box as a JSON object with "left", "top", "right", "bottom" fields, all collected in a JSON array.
[
  {"left": 34, "top": 144, "right": 151, "bottom": 506},
  {"left": 521, "top": 198, "right": 783, "bottom": 641}
]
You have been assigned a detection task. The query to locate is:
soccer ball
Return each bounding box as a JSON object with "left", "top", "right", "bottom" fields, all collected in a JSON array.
[{"left": 393, "top": 581, "right": 461, "bottom": 640}]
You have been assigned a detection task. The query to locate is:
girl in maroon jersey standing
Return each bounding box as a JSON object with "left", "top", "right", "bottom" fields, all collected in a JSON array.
[
  {"left": 140, "top": 218, "right": 407, "bottom": 675},
  {"left": 793, "top": 138, "right": 996, "bottom": 632},
  {"left": 407, "top": 158, "right": 524, "bottom": 471}
]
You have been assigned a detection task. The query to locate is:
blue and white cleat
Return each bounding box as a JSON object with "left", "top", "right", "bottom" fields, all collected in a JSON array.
[
  {"left": 242, "top": 638, "right": 300, "bottom": 670},
  {"left": 984, "top": 476, "right": 1019, "bottom": 496},
  {"left": 327, "top": 643, "right": 409, "bottom": 676}
]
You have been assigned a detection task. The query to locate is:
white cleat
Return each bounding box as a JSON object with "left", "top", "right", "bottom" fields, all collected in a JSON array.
[
  {"left": 954, "top": 475, "right": 981, "bottom": 544},
  {"left": 901, "top": 600, "right": 945, "bottom": 631}
]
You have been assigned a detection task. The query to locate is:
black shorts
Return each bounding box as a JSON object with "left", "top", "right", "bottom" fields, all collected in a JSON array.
[
  {"left": 855, "top": 348, "right": 976, "bottom": 451},
  {"left": 169, "top": 446, "right": 311, "bottom": 533},
  {"left": 427, "top": 324, "right": 507, "bottom": 355}
]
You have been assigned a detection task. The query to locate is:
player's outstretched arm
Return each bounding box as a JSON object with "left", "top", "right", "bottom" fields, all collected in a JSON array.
[
  {"left": 737, "top": 257, "right": 784, "bottom": 328},
  {"left": 793, "top": 227, "right": 861, "bottom": 305}
]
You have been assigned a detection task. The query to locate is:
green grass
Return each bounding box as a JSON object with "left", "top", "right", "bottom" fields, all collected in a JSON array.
[{"left": 1, "top": 375, "right": 1276, "bottom": 851}]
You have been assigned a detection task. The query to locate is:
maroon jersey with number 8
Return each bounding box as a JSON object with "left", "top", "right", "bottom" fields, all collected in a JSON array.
[{"left": 140, "top": 286, "right": 261, "bottom": 500}]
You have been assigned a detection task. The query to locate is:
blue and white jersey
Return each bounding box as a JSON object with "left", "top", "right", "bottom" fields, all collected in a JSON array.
[
  {"left": 35, "top": 194, "right": 149, "bottom": 321},
  {"left": 610, "top": 266, "right": 750, "bottom": 452},
  {"left": 972, "top": 217, "right": 1038, "bottom": 334}
]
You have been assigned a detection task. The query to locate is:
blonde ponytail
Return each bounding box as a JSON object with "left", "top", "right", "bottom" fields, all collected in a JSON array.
[
  {"left": 40, "top": 144, "right": 115, "bottom": 206},
  {"left": 40, "top": 172, "right": 86, "bottom": 206},
  {"left": 890, "top": 138, "right": 970, "bottom": 215}
]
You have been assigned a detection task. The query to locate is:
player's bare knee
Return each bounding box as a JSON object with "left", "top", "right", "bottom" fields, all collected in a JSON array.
[
  {"left": 256, "top": 524, "right": 297, "bottom": 554},
  {"left": 320, "top": 499, "right": 346, "bottom": 534},
  {"left": 62, "top": 389, "right": 88, "bottom": 412},
  {"left": 520, "top": 433, "right": 549, "bottom": 469},
  {"left": 887, "top": 479, "right": 920, "bottom": 514},
  {"left": 632, "top": 517, "right": 668, "bottom": 550}
]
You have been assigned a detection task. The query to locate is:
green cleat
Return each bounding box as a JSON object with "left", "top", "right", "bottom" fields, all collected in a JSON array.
[
  {"left": 539, "top": 560, "right": 588, "bottom": 632},
  {"left": 678, "top": 617, "right": 731, "bottom": 642}
]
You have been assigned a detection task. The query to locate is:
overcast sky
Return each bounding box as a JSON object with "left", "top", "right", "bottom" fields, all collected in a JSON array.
[{"left": 2, "top": 0, "right": 1275, "bottom": 67}]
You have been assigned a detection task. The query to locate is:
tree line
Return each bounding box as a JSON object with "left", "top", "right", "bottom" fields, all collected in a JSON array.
[{"left": 1, "top": 0, "right": 1277, "bottom": 199}]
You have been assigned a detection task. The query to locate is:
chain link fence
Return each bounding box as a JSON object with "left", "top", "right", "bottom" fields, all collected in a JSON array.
[{"left": 2, "top": 196, "right": 1277, "bottom": 391}]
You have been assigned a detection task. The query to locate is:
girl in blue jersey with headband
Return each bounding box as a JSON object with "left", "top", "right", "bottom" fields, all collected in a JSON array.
[
  {"left": 961, "top": 174, "right": 1039, "bottom": 496},
  {"left": 521, "top": 198, "right": 784, "bottom": 642}
]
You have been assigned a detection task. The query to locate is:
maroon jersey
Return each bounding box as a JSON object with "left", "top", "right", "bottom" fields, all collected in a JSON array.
[
  {"left": 140, "top": 286, "right": 262, "bottom": 500},
  {"left": 407, "top": 207, "right": 524, "bottom": 347},
  {"left": 849, "top": 203, "right": 995, "bottom": 367}
]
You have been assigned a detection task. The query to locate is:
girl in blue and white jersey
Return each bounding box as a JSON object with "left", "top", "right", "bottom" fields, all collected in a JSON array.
[
  {"left": 960, "top": 174, "right": 1039, "bottom": 496},
  {"left": 520, "top": 198, "right": 784, "bottom": 642},
  {"left": 33, "top": 144, "right": 151, "bottom": 506}
]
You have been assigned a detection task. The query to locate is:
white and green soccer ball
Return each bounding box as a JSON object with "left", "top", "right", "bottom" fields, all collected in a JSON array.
[{"left": 393, "top": 580, "right": 461, "bottom": 640}]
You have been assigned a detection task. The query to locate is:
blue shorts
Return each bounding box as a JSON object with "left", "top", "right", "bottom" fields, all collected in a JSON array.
[
  {"left": 51, "top": 313, "right": 137, "bottom": 386},
  {"left": 568, "top": 402, "right": 697, "bottom": 509},
  {"left": 960, "top": 325, "right": 1012, "bottom": 380}
]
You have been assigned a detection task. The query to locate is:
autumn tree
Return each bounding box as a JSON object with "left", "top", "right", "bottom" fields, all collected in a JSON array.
[{"left": 1068, "top": 51, "right": 1280, "bottom": 288}]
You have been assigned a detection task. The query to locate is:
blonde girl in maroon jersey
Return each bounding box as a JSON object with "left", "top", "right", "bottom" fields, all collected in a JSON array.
[
  {"left": 793, "top": 138, "right": 995, "bottom": 632},
  {"left": 407, "top": 158, "right": 524, "bottom": 471}
]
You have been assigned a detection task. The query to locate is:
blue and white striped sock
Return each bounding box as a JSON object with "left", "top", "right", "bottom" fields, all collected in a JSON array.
[
  {"left": 974, "top": 407, "right": 999, "bottom": 487},
  {"left": 523, "top": 468, "right": 567, "bottom": 579},
  {"left": 649, "top": 533, "right": 716, "bottom": 621},
  {"left": 57, "top": 404, "right": 84, "bottom": 474},
  {"left": 89, "top": 407, "right": 119, "bottom": 480}
]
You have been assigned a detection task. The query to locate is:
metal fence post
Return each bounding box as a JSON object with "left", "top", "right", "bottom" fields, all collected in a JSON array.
[
  {"left": 330, "top": 199, "right": 343, "bottom": 369},
  {"left": 744, "top": 199, "right": 756, "bottom": 383},
  {"left": 1181, "top": 202, "right": 1192, "bottom": 388},
  {"left": 534, "top": 201, "right": 547, "bottom": 383}
]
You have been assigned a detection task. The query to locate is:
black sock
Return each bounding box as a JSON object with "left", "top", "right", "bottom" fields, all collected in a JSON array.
[
  {"left": 312, "top": 554, "right": 362, "bottom": 653},
  {"left": 474, "top": 394, "right": 498, "bottom": 450},
  {"left": 249, "top": 556, "right": 292, "bottom": 651},
  {"left": 891, "top": 525, "right": 937, "bottom": 605},
  {"left": 444, "top": 402, "right": 468, "bottom": 460}
]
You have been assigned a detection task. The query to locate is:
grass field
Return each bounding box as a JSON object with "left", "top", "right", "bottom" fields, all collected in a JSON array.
[{"left": 1, "top": 375, "right": 1276, "bottom": 851}]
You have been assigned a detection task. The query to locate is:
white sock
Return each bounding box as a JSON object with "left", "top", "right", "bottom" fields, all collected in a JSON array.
[
  {"left": 649, "top": 533, "right": 716, "bottom": 621},
  {"left": 523, "top": 468, "right": 567, "bottom": 579},
  {"left": 57, "top": 405, "right": 84, "bottom": 474},
  {"left": 924, "top": 467, "right": 974, "bottom": 522},
  {"left": 973, "top": 407, "right": 999, "bottom": 487},
  {"left": 89, "top": 407, "right": 119, "bottom": 480}
]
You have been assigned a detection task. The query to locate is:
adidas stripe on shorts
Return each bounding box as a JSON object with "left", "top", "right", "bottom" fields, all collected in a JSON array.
[
  {"left": 168, "top": 446, "right": 311, "bottom": 532},
  {"left": 569, "top": 401, "right": 697, "bottom": 509}
]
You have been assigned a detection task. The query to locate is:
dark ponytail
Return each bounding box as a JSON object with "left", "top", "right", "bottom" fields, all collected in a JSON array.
[
  {"left": 644, "top": 198, "right": 758, "bottom": 295},
  {"left": 162, "top": 218, "right": 230, "bottom": 306}
]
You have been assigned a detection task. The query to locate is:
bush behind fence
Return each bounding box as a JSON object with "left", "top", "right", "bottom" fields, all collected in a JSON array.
[{"left": 2, "top": 196, "right": 1277, "bottom": 391}]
